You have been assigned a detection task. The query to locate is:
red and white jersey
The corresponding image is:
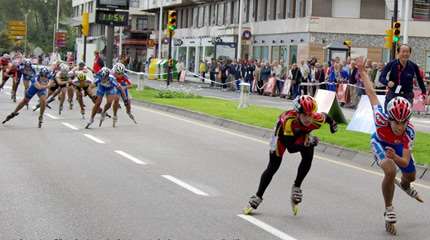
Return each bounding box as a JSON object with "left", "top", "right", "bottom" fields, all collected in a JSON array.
[{"left": 373, "top": 104, "right": 415, "bottom": 149}]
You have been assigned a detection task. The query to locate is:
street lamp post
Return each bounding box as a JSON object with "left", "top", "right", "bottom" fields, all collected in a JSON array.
[
  {"left": 52, "top": 0, "right": 60, "bottom": 54},
  {"left": 24, "top": 11, "right": 30, "bottom": 57},
  {"left": 158, "top": 0, "right": 163, "bottom": 59}
]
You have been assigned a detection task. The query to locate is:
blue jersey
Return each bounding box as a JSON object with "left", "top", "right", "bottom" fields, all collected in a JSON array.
[
  {"left": 95, "top": 74, "right": 118, "bottom": 88},
  {"left": 32, "top": 74, "right": 51, "bottom": 86},
  {"left": 19, "top": 64, "right": 36, "bottom": 81}
]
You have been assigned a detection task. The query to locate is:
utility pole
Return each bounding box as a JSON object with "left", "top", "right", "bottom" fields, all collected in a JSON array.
[
  {"left": 53, "top": 0, "right": 60, "bottom": 54},
  {"left": 390, "top": 0, "right": 398, "bottom": 60},
  {"left": 403, "top": 0, "right": 410, "bottom": 43},
  {"left": 237, "top": 0, "right": 243, "bottom": 60},
  {"left": 158, "top": 0, "right": 164, "bottom": 59}
]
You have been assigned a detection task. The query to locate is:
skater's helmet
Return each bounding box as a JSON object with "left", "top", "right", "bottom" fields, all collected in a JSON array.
[
  {"left": 293, "top": 95, "right": 318, "bottom": 114},
  {"left": 76, "top": 71, "right": 86, "bottom": 81},
  {"left": 59, "top": 63, "right": 69, "bottom": 74},
  {"left": 386, "top": 97, "right": 412, "bottom": 122},
  {"left": 39, "top": 66, "right": 50, "bottom": 78},
  {"left": 23, "top": 59, "right": 32, "bottom": 67},
  {"left": 99, "top": 67, "right": 110, "bottom": 78},
  {"left": 113, "top": 63, "right": 125, "bottom": 75}
]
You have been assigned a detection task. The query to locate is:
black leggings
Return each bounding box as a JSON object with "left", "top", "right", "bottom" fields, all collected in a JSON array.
[{"left": 256, "top": 145, "right": 314, "bottom": 198}]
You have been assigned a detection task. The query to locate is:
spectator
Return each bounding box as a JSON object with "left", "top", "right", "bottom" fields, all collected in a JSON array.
[
  {"left": 315, "top": 63, "right": 326, "bottom": 90},
  {"left": 374, "top": 62, "right": 386, "bottom": 93},
  {"left": 199, "top": 60, "right": 207, "bottom": 82},
  {"left": 379, "top": 44, "right": 427, "bottom": 110},
  {"left": 300, "top": 60, "right": 310, "bottom": 95},
  {"left": 288, "top": 63, "right": 302, "bottom": 99},
  {"left": 209, "top": 58, "right": 217, "bottom": 87},
  {"left": 92, "top": 50, "right": 104, "bottom": 74}
]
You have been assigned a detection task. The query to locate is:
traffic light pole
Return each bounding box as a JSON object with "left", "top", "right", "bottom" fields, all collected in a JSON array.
[
  {"left": 106, "top": 25, "right": 114, "bottom": 68},
  {"left": 83, "top": 36, "right": 87, "bottom": 63},
  {"left": 167, "top": 29, "right": 172, "bottom": 87},
  {"left": 391, "top": 0, "right": 399, "bottom": 60}
]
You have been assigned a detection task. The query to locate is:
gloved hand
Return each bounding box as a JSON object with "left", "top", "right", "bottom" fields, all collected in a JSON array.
[
  {"left": 305, "top": 136, "right": 320, "bottom": 147},
  {"left": 329, "top": 120, "right": 338, "bottom": 134}
]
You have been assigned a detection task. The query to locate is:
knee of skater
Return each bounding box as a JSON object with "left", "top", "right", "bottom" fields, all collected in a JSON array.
[{"left": 384, "top": 169, "right": 397, "bottom": 179}]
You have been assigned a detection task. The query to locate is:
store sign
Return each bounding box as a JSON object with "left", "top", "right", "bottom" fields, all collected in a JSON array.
[
  {"left": 97, "top": 0, "right": 129, "bottom": 10},
  {"left": 96, "top": 10, "right": 129, "bottom": 26},
  {"left": 242, "top": 30, "right": 252, "bottom": 40}
]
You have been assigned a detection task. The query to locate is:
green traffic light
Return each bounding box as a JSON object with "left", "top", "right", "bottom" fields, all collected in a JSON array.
[{"left": 393, "top": 36, "right": 400, "bottom": 42}]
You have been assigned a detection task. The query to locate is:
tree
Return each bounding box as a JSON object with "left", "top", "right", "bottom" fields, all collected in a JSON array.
[{"left": 0, "top": 0, "right": 73, "bottom": 54}]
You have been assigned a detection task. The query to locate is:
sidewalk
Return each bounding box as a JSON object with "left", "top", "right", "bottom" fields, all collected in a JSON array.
[{"left": 128, "top": 74, "right": 430, "bottom": 132}]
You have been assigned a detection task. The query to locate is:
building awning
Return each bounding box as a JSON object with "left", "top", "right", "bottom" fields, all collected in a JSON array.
[{"left": 123, "top": 39, "right": 148, "bottom": 46}]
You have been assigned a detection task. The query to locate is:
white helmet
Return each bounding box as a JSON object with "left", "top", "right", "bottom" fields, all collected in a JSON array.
[{"left": 113, "top": 63, "right": 125, "bottom": 75}]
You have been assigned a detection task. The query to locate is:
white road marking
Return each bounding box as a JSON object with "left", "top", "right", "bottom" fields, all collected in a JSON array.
[
  {"left": 161, "top": 175, "right": 209, "bottom": 196},
  {"left": 238, "top": 214, "right": 297, "bottom": 240},
  {"left": 45, "top": 113, "right": 59, "bottom": 120},
  {"left": 114, "top": 150, "right": 147, "bottom": 165},
  {"left": 83, "top": 134, "right": 105, "bottom": 144},
  {"left": 61, "top": 122, "right": 79, "bottom": 130},
  {"left": 136, "top": 106, "right": 430, "bottom": 190}
]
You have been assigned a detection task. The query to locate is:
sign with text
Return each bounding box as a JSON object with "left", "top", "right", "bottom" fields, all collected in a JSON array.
[
  {"left": 97, "top": 0, "right": 129, "bottom": 10},
  {"left": 96, "top": 10, "right": 129, "bottom": 26},
  {"left": 8, "top": 21, "right": 26, "bottom": 40},
  {"left": 55, "top": 31, "right": 67, "bottom": 48}
]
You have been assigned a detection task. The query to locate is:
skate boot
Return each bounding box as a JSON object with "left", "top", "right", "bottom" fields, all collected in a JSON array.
[
  {"left": 69, "top": 99, "right": 73, "bottom": 110},
  {"left": 384, "top": 206, "right": 397, "bottom": 235},
  {"left": 2, "top": 112, "right": 19, "bottom": 124},
  {"left": 112, "top": 116, "right": 118, "bottom": 128},
  {"left": 127, "top": 112, "right": 137, "bottom": 124},
  {"left": 291, "top": 185, "right": 303, "bottom": 216},
  {"left": 243, "top": 195, "right": 263, "bottom": 215},
  {"left": 59, "top": 104, "right": 63, "bottom": 115},
  {"left": 394, "top": 179, "right": 424, "bottom": 203},
  {"left": 99, "top": 112, "right": 106, "bottom": 127},
  {"left": 11, "top": 92, "right": 16, "bottom": 102},
  {"left": 85, "top": 118, "right": 94, "bottom": 129},
  {"left": 38, "top": 115, "right": 43, "bottom": 128}
]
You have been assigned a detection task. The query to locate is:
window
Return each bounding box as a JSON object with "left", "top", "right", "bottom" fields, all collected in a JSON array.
[
  {"left": 225, "top": 1, "right": 232, "bottom": 24},
  {"left": 130, "top": 0, "right": 139, "bottom": 8},
  {"left": 217, "top": 2, "right": 224, "bottom": 25},
  {"left": 233, "top": 0, "right": 239, "bottom": 24},
  {"left": 253, "top": 0, "right": 258, "bottom": 21},
  {"left": 136, "top": 17, "right": 148, "bottom": 31},
  {"left": 413, "top": 0, "right": 430, "bottom": 21},
  {"left": 193, "top": 7, "right": 199, "bottom": 27},
  {"left": 287, "top": 0, "right": 296, "bottom": 18},
  {"left": 204, "top": 5, "right": 210, "bottom": 26},
  {"left": 271, "top": 46, "right": 280, "bottom": 62},
  {"left": 253, "top": 46, "right": 261, "bottom": 61},
  {"left": 267, "top": 0, "right": 276, "bottom": 20},
  {"left": 198, "top": 6, "right": 204, "bottom": 27},
  {"left": 188, "top": 8, "right": 193, "bottom": 27},
  {"left": 245, "top": 0, "right": 250, "bottom": 22}
]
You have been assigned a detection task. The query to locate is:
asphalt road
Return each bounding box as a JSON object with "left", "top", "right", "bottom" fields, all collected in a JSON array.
[{"left": 1, "top": 86, "right": 430, "bottom": 240}]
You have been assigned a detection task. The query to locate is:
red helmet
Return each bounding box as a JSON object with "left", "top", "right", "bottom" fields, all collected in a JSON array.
[
  {"left": 386, "top": 97, "right": 412, "bottom": 122},
  {"left": 293, "top": 95, "right": 318, "bottom": 114}
]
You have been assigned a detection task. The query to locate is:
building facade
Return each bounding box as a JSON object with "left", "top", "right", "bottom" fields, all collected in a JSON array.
[
  {"left": 140, "top": 0, "right": 430, "bottom": 74},
  {"left": 71, "top": 0, "right": 155, "bottom": 68}
]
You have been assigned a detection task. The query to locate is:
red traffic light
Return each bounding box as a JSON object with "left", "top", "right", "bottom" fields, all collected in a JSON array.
[{"left": 394, "top": 22, "right": 401, "bottom": 28}]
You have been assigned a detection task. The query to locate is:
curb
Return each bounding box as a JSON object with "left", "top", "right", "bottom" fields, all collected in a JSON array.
[{"left": 132, "top": 99, "right": 429, "bottom": 182}]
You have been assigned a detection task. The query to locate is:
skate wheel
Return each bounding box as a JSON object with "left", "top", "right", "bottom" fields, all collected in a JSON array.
[
  {"left": 243, "top": 207, "right": 253, "bottom": 215},
  {"left": 416, "top": 195, "right": 424, "bottom": 203},
  {"left": 385, "top": 222, "right": 397, "bottom": 235}
]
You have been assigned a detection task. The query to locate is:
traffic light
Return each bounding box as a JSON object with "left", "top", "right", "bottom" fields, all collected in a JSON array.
[
  {"left": 82, "top": 12, "right": 89, "bottom": 37},
  {"left": 384, "top": 29, "right": 393, "bottom": 49},
  {"left": 393, "top": 21, "right": 401, "bottom": 43},
  {"left": 343, "top": 40, "right": 352, "bottom": 48},
  {"left": 167, "top": 10, "right": 177, "bottom": 31}
]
